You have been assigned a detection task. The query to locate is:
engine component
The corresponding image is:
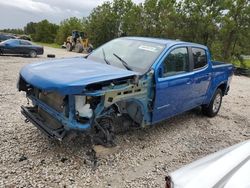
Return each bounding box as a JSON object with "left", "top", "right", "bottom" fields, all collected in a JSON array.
[{"left": 75, "top": 96, "right": 93, "bottom": 118}]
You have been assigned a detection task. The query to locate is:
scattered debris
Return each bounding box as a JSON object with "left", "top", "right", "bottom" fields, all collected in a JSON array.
[
  {"left": 47, "top": 54, "right": 55, "bottom": 58},
  {"left": 19, "top": 155, "right": 27, "bottom": 162},
  {"left": 60, "top": 157, "right": 68, "bottom": 163}
]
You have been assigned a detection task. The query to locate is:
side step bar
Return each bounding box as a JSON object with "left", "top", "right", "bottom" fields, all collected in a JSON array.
[{"left": 21, "top": 106, "right": 66, "bottom": 140}]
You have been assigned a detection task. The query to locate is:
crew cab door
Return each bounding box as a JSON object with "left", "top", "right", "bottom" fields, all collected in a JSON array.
[
  {"left": 152, "top": 46, "right": 194, "bottom": 123},
  {"left": 190, "top": 47, "right": 211, "bottom": 105}
]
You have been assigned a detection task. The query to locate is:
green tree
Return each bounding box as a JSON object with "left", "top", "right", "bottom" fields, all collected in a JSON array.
[
  {"left": 24, "top": 22, "right": 37, "bottom": 35},
  {"left": 178, "top": 0, "right": 224, "bottom": 45},
  {"left": 112, "top": 0, "right": 134, "bottom": 36},
  {"left": 86, "top": 0, "right": 137, "bottom": 47},
  {"left": 0, "top": 28, "right": 24, "bottom": 35},
  {"left": 219, "top": 0, "right": 250, "bottom": 61},
  {"left": 143, "top": 0, "right": 179, "bottom": 38},
  {"left": 9, "top": 0, "right": 248, "bottom": 63},
  {"left": 32, "top": 20, "right": 59, "bottom": 43},
  {"left": 86, "top": 2, "right": 118, "bottom": 47},
  {"left": 122, "top": 4, "right": 144, "bottom": 36}
]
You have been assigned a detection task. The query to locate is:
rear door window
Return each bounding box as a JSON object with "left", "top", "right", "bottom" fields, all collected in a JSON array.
[
  {"left": 192, "top": 48, "right": 207, "bottom": 69},
  {"left": 20, "top": 40, "right": 31, "bottom": 45}
]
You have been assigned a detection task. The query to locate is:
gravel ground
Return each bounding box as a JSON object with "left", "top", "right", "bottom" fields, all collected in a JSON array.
[{"left": 0, "top": 47, "right": 249, "bottom": 187}]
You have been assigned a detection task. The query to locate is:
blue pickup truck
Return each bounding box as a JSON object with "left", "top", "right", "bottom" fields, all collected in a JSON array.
[{"left": 18, "top": 37, "right": 233, "bottom": 145}]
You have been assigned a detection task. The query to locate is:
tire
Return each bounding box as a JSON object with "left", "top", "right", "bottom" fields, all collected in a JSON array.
[
  {"left": 87, "top": 47, "right": 93, "bottom": 53},
  {"left": 47, "top": 54, "right": 55, "bottom": 58},
  {"left": 87, "top": 44, "right": 94, "bottom": 53},
  {"left": 202, "top": 88, "right": 223, "bottom": 117},
  {"left": 93, "top": 118, "right": 115, "bottom": 147},
  {"left": 29, "top": 50, "right": 37, "bottom": 58},
  {"left": 66, "top": 43, "right": 73, "bottom": 51},
  {"left": 75, "top": 43, "right": 83, "bottom": 53}
]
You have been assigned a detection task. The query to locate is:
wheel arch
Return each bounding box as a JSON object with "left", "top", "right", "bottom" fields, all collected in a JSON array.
[
  {"left": 204, "top": 80, "right": 228, "bottom": 105},
  {"left": 217, "top": 82, "right": 228, "bottom": 96},
  {"left": 108, "top": 98, "right": 149, "bottom": 126},
  {"left": 30, "top": 48, "right": 37, "bottom": 52}
]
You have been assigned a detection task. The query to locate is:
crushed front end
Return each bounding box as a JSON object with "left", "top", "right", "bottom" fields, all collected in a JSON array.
[
  {"left": 18, "top": 71, "right": 153, "bottom": 146},
  {"left": 18, "top": 76, "right": 102, "bottom": 140},
  {"left": 17, "top": 57, "right": 154, "bottom": 145}
]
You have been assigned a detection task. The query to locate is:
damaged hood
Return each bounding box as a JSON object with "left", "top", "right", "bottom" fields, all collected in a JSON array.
[
  {"left": 167, "top": 140, "right": 250, "bottom": 188},
  {"left": 20, "top": 57, "right": 137, "bottom": 95}
]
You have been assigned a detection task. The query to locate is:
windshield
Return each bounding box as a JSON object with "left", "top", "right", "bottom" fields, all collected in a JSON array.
[{"left": 87, "top": 38, "right": 165, "bottom": 74}]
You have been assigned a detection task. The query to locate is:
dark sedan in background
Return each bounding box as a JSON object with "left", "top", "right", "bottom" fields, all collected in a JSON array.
[
  {"left": 0, "top": 33, "right": 16, "bottom": 42},
  {"left": 0, "top": 39, "right": 43, "bottom": 57}
]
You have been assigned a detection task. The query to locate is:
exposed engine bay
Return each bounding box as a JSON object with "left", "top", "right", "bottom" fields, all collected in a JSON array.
[{"left": 19, "top": 72, "right": 154, "bottom": 146}]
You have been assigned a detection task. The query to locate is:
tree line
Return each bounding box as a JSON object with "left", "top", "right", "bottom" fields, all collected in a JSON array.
[
  {"left": 1, "top": 0, "right": 249, "bottom": 62},
  {"left": 86, "top": 0, "right": 250, "bottom": 62}
]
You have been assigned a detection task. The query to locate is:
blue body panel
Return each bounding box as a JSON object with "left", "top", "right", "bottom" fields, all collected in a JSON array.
[
  {"left": 204, "top": 61, "right": 234, "bottom": 104},
  {"left": 20, "top": 57, "right": 137, "bottom": 95},
  {"left": 151, "top": 43, "right": 233, "bottom": 123},
  {"left": 153, "top": 72, "right": 195, "bottom": 122}
]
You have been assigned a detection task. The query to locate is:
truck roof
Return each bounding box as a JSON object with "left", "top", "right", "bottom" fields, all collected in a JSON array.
[{"left": 124, "top": 36, "right": 207, "bottom": 49}]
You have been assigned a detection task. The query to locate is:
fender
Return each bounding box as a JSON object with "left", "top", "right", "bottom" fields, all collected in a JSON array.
[{"left": 204, "top": 80, "right": 228, "bottom": 105}]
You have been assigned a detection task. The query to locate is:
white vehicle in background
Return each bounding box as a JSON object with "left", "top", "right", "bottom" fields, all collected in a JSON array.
[{"left": 165, "top": 140, "right": 250, "bottom": 188}]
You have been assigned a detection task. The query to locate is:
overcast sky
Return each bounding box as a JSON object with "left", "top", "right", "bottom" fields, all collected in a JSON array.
[{"left": 0, "top": 0, "right": 144, "bottom": 29}]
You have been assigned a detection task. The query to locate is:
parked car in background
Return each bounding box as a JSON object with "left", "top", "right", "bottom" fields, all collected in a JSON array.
[
  {"left": 18, "top": 37, "right": 233, "bottom": 145},
  {"left": 0, "top": 39, "right": 43, "bottom": 57},
  {"left": 165, "top": 140, "right": 250, "bottom": 188},
  {"left": 0, "top": 33, "right": 16, "bottom": 42}
]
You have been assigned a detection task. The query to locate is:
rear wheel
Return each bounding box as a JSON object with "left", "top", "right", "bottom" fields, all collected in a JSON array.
[
  {"left": 29, "top": 50, "right": 37, "bottom": 58},
  {"left": 66, "top": 43, "right": 73, "bottom": 51},
  {"left": 202, "top": 88, "right": 222, "bottom": 117},
  {"left": 75, "top": 43, "right": 83, "bottom": 53}
]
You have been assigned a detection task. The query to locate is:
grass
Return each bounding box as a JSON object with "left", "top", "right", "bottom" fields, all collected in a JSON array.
[
  {"left": 232, "top": 59, "right": 250, "bottom": 69},
  {"left": 34, "top": 42, "right": 61, "bottom": 49}
]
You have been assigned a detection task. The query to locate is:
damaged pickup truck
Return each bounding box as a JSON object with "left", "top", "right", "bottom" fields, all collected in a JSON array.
[{"left": 18, "top": 37, "right": 234, "bottom": 146}]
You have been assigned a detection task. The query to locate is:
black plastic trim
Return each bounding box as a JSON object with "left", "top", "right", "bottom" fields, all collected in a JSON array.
[{"left": 21, "top": 106, "right": 66, "bottom": 140}]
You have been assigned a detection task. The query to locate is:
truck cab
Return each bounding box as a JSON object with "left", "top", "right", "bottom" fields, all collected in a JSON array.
[{"left": 18, "top": 37, "right": 234, "bottom": 146}]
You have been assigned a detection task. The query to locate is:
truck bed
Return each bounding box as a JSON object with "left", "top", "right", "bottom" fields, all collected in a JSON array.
[
  {"left": 211, "top": 61, "right": 233, "bottom": 68},
  {"left": 211, "top": 60, "right": 233, "bottom": 75}
]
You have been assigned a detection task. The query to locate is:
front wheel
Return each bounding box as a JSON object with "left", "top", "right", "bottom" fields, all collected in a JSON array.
[
  {"left": 202, "top": 88, "right": 222, "bottom": 117},
  {"left": 87, "top": 47, "right": 93, "bottom": 53},
  {"left": 92, "top": 118, "right": 115, "bottom": 147},
  {"left": 75, "top": 43, "right": 83, "bottom": 53},
  {"left": 66, "top": 43, "right": 73, "bottom": 51},
  {"left": 29, "top": 50, "right": 37, "bottom": 58}
]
